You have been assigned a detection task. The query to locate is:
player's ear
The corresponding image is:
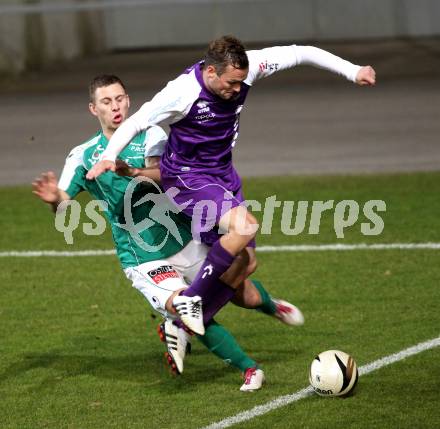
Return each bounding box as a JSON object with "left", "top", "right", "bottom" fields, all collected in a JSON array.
[
  {"left": 126, "top": 94, "right": 130, "bottom": 109},
  {"left": 89, "top": 102, "right": 98, "bottom": 117},
  {"left": 206, "top": 65, "right": 218, "bottom": 78}
]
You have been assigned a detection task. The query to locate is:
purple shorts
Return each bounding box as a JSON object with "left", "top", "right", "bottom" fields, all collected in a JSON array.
[{"left": 161, "top": 170, "right": 256, "bottom": 247}]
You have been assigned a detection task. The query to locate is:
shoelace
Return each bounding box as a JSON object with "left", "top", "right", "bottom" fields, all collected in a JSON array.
[
  {"left": 243, "top": 367, "right": 257, "bottom": 385},
  {"left": 190, "top": 301, "right": 201, "bottom": 317}
]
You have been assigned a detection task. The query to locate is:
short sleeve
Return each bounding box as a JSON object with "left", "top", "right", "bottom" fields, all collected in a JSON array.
[{"left": 58, "top": 146, "right": 87, "bottom": 198}]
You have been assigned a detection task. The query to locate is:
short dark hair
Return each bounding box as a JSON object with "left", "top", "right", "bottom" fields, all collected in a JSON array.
[
  {"left": 89, "top": 74, "right": 126, "bottom": 102},
  {"left": 204, "top": 35, "right": 249, "bottom": 76}
]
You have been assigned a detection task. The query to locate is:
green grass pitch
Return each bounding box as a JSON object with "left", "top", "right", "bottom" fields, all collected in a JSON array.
[{"left": 1, "top": 172, "right": 439, "bottom": 428}]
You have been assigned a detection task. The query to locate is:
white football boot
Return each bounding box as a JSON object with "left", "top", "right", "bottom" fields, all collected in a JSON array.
[
  {"left": 158, "top": 319, "right": 192, "bottom": 375},
  {"left": 272, "top": 299, "right": 304, "bottom": 326},
  {"left": 240, "top": 367, "right": 266, "bottom": 392},
  {"left": 172, "top": 295, "right": 205, "bottom": 335}
]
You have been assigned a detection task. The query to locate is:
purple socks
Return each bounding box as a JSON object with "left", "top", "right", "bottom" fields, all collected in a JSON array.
[
  {"left": 182, "top": 240, "right": 234, "bottom": 300},
  {"left": 181, "top": 240, "right": 237, "bottom": 325}
]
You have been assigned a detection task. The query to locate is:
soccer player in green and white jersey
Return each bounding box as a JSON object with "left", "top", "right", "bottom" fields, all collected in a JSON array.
[{"left": 33, "top": 75, "right": 303, "bottom": 391}]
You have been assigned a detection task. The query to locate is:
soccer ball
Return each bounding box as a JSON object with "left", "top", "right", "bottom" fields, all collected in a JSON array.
[{"left": 309, "top": 350, "right": 358, "bottom": 397}]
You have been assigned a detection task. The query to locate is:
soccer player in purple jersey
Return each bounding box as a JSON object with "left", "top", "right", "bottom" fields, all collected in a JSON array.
[{"left": 87, "top": 36, "right": 376, "bottom": 357}]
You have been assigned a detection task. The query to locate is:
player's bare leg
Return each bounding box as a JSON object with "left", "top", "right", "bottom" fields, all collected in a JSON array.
[
  {"left": 244, "top": 247, "right": 258, "bottom": 278},
  {"left": 219, "top": 206, "right": 259, "bottom": 257},
  {"left": 232, "top": 279, "right": 305, "bottom": 326}
]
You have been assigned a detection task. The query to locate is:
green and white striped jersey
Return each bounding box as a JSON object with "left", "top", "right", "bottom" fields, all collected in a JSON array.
[{"left": 58, "top": 127, "right": 193, "bottom": 268}]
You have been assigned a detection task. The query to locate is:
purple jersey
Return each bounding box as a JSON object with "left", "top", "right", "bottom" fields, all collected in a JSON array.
[
  {"left": 102, "top": 44, "right": 361, "bottom": 178},
  {"left": 162, "top": 61, "right": 250, "bottom": 182}
]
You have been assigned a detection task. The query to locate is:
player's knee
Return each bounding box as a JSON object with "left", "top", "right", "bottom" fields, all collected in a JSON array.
[{"left": 228, "top": 210, "right": 259, "bottom": 240}]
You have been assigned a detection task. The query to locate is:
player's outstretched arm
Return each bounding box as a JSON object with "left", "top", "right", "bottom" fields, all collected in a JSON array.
[
  {"left": 355, "top": 65, "right": 376, "bottom": 86},
  {"left": 32, "top": 171, "right": 70, "bottom": 213},
  {"left": 294, "top": 45, "right": 366, "bottom": 83},
  {"left": 246, "top": 45, "right": 376, "bottom": 87}
]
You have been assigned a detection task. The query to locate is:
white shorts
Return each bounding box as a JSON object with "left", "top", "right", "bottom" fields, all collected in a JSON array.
[{"left": 124, "top": 240, "right": 209, "bottom": 317}]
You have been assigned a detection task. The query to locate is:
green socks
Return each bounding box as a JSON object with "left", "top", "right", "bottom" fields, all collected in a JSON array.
[
  {"left": 197, "top": 320, "right": 257, "bottom": 372},
  {"left": 195, "top": 281, "right": 275, "bottom": 372},
  {"left": 252, "top": 279, "right": 277, "bottom": 315}
]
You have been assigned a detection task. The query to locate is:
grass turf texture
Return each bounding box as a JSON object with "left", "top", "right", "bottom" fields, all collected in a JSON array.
[{"left": 1, "top": 172, "right": 439, "bottom": 428}]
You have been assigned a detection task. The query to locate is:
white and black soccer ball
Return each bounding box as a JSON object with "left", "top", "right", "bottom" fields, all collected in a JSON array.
[{"left": 309, "top": 350, "right": 358, "bottom": 397}]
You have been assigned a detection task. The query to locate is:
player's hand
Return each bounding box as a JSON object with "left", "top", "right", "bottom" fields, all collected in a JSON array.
[
  {"left": 115, "top": 159, "right": 139, "bottom": 177},
  {"left": 32, "top": 171, "right": 59, "bottom": 203},
  {"left": 86, "top": 160, "right": 115, "bottom": 180},
  {"left": 355, "top": 66, "right": 376, "bottom": 86}
]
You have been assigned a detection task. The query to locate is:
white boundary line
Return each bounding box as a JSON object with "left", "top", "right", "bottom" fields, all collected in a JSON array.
[
  {"left": 258, "top": 243, "right": 440, "bottom": 252},
  {"left": 201, "top": 336, "right": 440, "bottom": 429},
  {"left": 1, "top": 242, "right": 440, "bottom": 257},
  {"left": 0, "top": 250, "right": 116, "bottom": 257}
]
